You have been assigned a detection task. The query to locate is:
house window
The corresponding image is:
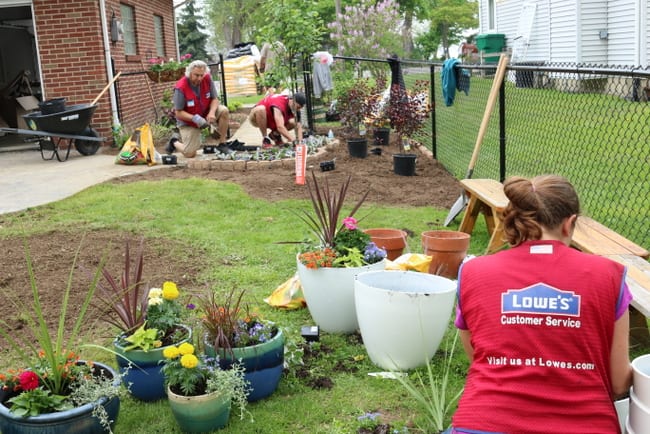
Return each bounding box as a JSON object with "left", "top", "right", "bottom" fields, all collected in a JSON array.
[
  {"left": 488, "top": 0, "right": 495, "bottom": 30},
  {"left": 120, "top": 4, "right": 137, "bottom": 55},
  {"left": 153, "top": 15, "right": 165, "bottom": 57}
]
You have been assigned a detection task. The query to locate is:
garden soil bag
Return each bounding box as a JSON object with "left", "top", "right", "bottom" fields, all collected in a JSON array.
[
  {"left": 264, "top": 273, "right": 306, "bottom": 309},
  {"left": 116, "top": 123, "right": 156, "bottom": 166}
]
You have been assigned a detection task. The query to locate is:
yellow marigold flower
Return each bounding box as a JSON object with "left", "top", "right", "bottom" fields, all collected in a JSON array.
[
  {"left": 148, "top": 287, "right": 162, "bottom": 299},
  {"left": 162, "top": 281, "right": 179, "bottom": 300},
  {"left": 163, "top": 346, "right": 180, "bottom": 359},
  {"left": 180, "top": 354, "right": 198, "bottom": 369},
  {"left": 177, "top": 342, "right": 194, "bottom": 355}
]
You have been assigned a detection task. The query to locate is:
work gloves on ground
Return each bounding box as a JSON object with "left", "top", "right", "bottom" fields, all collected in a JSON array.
[{"left": 191, "top": 114, "right": 208, "bottom": 128}]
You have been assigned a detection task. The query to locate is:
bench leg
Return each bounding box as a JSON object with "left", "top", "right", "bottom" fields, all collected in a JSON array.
[
  {"left": 629, "top": 306, "right": 650, "bottom": 348},
  {"left": 486, "top": 219, "right": 506, "bottom": 254},
  {"left": 459, "top": 195, "right": 481, "bottom": 234}
]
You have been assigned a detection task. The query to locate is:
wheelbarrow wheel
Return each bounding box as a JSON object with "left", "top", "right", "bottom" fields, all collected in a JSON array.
[{"left": 75, "top": 127, "right": 101, "bottom": 156}]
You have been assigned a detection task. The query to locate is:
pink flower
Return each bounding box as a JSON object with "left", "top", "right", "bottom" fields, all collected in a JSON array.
[
  {"left": 18, "top": 371, "right": 39, "bottom": 391},
  {"left": 343, "top": 217, "right": 357, "bottom": 230}
]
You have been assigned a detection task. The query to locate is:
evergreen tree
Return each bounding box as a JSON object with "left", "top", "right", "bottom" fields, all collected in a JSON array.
[{"left": 177, "top": 0, "right": 209, "bottom": 60}]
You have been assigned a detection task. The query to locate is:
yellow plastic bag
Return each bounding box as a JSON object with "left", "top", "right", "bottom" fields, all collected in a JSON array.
[
  {"left": 115, "top": 123, "right": 156, "bottom": 166},
  {"left": 264, "top": 273, "right": 306, "bottom": 310},
  {"left": 385, "top": 253, "right": 431, "bottom": 273}
]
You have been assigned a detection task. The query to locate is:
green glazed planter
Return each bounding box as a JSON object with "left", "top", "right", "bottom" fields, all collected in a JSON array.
[
  {"left": 113, "top": 324, "right": 192, "bottom": 401},
  {"left": 167, "top": 387, "right": 231, "bottom": 433},
  {"left": 205, "top": 329, "right": 285, "bottom": 402}
]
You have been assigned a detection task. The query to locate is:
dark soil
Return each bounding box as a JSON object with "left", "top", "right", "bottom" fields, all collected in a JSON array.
[{"left": 0, "top": 108, "right": 461, "bottom": 369}]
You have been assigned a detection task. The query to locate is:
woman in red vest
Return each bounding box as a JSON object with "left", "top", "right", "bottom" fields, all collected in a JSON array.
[
  {"left": 449, "top": 174, "right": 632, "bottom": 434},
  {"left": 166, "top": 60, "right": 229, "bottom": 157}
]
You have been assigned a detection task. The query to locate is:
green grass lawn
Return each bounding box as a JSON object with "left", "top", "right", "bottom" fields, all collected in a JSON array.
[{"left": 1, "top": 177, "right": 646, "bottom": 433}]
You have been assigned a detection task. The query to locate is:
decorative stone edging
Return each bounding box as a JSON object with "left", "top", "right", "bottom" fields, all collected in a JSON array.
[{"left": 184, "top": 140, "right": 334, "bottom": 171}]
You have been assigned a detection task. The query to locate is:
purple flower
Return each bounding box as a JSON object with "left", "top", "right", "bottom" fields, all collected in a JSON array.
[{"left": 364, "top": 242, "right": 386, "bottom": 263}]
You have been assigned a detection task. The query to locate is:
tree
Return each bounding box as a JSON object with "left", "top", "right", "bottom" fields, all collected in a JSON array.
[
  {"left": 257, "top": 0, "right": 326, "bottom": 91},
  {"left": 177, "top": 0, "right": 210, "bottom": 60},
  {"left": 414, "top": 0, "right": 478, "bottom": 60},
  {"left": 205, "top": 0, "right": 262, "bottom": 50}
]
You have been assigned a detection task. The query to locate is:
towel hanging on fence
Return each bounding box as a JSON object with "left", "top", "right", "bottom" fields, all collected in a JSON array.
[{"left": 442, "top": 58, "right": 470, "bottom": 106}]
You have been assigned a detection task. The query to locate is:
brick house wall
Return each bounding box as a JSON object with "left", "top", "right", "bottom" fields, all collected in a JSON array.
[{"left": 32, "top": 0, "right": 177, "bottom": 143}]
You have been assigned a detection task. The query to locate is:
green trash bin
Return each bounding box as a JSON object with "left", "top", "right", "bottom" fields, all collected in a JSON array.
[{"left": 476, "top": 33, "right": 505, "bottom": 63}]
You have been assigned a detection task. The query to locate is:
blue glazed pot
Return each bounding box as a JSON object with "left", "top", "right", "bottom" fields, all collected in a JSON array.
[
  {"left": 205, "top": 329, "right": 284, "bottom": 402},
  {"left": 0, "top": 361, "right": 120, "bottom": 434},
  {"left": 113, "top": 324, "right": 192, "bottom": 402}
]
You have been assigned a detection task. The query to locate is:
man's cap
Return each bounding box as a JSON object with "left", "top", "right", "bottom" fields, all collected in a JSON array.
[{"left": 292, "top": 92, "right": 307, "bottom": 106}]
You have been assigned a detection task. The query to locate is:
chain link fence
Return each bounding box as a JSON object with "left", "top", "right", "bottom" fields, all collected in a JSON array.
[{"left": 302, "top": 57, "right": 650, "bottom": 249}]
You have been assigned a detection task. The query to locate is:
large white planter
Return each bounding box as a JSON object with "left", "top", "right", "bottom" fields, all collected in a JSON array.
[
  {"left": 297, "top": 256, "right": 386, "bottom": 333},
  {"left": 354, "top": 270, "right": 457, "bottom": 370},
  {"left": 632, "top": 354, "right": 650, "bottom": 406}
]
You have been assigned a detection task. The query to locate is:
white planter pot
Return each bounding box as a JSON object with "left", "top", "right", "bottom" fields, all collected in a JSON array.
[
  {"left": 630, "top": 386, "right": 650, "bottom": 434},
  {"left": 614, "top": 397, "right": 629, "bottom": 434},
  {"left": 297, "top": 256, "right": 386, "bottom": 333},
  {"left": 354, "top": 270, "right": 456, "bottom": 371},
  {"left": 632, "top": 354, "right": 650, "bottom": 407}
]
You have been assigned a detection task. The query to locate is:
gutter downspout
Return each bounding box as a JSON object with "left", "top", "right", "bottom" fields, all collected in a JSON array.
[{"left": 98, "top": 0, "right": 120, "bottom": 127}]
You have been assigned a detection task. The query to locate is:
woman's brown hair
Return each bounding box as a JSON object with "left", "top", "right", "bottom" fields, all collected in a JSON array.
[{"left": 502, "top": 174, "right": 580, "bottom": 246}]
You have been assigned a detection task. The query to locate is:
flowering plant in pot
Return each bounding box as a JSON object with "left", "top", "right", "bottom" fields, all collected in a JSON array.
[
  {"left": 146, "top": 53, "right": 192, "bottom": 82},
  {"left": 198, "top": 287, "right": 284, "bottom": 402},
  {"left": 295, "top": 172, "right": 387, "bottom": 270},
  {"left": 292, "top": 172, "right": 387, "bottom": 333},
  {"left": 95, "top": 239, "right": 194, "bottom": 401},
  {"left": 0, "top": 240, "right": 122, "bottom": 432},
  {"left": 161, "top": 342, "right": 250, "bottom": 432}
]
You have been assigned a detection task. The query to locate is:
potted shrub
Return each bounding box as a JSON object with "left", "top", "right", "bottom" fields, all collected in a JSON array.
[
  {"left": 161, "top": 342, "right": 250, "bottom": 432},
  {"left": 199, "top": 288, "right": 285, "bottom": 402},
  {"left": 336, "top": 77, "right": 380, "bottom": 158},
  {"left": 293, "top": 172, "right": 387, "bottom": 333},
  {"left": 0, "top": 240, "right": 122, "bottom": 434},
  {"left": 386, "top": 80, "right": 432, "bottom": 176},
  {"left": 94, "top": 239, "right": 194, "bottom": 401}
]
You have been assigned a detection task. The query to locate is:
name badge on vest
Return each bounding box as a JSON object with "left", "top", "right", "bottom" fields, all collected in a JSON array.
[
  {"left": 530, "top": 244, "right": 553, "bottom": 254},
  {"left": 205, "top": 92, "right": 211, "bottom": 98},
  {"left": 187, "top": 100, "right": 195, "bottom": 107}
]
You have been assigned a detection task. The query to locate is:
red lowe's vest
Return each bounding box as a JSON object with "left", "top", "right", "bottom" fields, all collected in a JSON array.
[
  {"left": 453, "top": 240, "right": 626, "bottom": 434},
  {"left": 175, "top": 74, "right": 212, "bottom": 128},
  {"left": 257, "top": 94, "right": 293, "bottom": 131}
]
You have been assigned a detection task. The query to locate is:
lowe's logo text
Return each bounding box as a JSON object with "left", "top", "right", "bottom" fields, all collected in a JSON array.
[{"left": 501, "top": 283, "right": 580, "bottom": 316}]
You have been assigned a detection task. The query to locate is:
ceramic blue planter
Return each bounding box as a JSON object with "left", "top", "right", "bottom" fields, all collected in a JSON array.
[
  {"left": 205, "top": 329, "right": 284, "bottom": 402},
  {"left": 0, "top": 361, "right": 120, "bottom": 434},
  {"left": 113, "top": 324, "right": 192, "bottom": 402}
]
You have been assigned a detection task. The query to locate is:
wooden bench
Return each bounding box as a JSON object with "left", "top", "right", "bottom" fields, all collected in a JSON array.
[
  {"left": 458, "top": 178, "right": 509, "bottom": 254},
  {"left": 605, "top": 254, "right": 650, "bottom": 346},
  {"left": 573, "top": 217, "right": 649, "bottom": 259}
]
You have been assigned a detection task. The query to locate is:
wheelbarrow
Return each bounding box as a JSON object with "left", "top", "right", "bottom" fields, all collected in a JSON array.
[
  {"left": 0, "top": 103, "right": 104, "bottom": 162},
  {"left": 0, "top": 72, "right": 120, "bottom": 162}
]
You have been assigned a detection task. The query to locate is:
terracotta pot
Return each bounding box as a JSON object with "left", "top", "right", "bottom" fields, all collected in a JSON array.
[
  {"left": 421, "top": 230, "right": 470, "bottom": 279},
  {"left": 364, "top": 228, "right": 408, "bottom": 261}
]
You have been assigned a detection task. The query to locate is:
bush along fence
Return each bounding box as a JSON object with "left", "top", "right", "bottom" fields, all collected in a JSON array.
[{"left": 302, "top": 55, "right": 650, "bottom": 249}]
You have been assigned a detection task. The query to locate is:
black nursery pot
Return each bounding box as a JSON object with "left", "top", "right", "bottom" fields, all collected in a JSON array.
[
  {"left": 347, "top": 138, "right": 368, "bottom": 158},
  {"left": 393, "top": 153, "right": 417, "bottom": 176}
]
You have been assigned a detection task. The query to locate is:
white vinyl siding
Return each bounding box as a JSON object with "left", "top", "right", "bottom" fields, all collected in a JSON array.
[
  {"left": 607, "top": 0, "right": 638, "bottom": 65},
  {"left": 580, "top": 0, "right": 608, "bottom": 64},
  {"left": 548, "top": 0, "right": 578, "bottom": 62}
]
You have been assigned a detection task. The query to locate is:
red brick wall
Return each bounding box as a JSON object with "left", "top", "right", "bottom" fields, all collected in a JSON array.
[{"left": 33, "top": 0, "right": 177, "bottom": 143}]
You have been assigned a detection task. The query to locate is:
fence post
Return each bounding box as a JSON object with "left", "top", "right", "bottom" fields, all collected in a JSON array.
[
  {"left": 430, "top": 64, "right": 437, "bottom": 159},
  {"left": 302, "top": 53, "right": 315, "bottom": 134}
]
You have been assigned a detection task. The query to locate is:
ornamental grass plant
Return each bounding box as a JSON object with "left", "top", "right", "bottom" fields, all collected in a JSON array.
[{"left": 198, "top": 287, "right": 279, "bottom": 354}]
